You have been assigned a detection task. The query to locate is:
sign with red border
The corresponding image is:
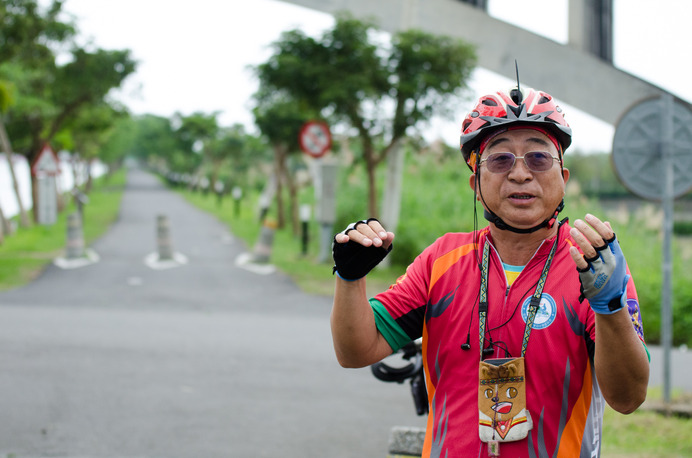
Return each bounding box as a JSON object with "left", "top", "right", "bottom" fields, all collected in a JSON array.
[
  {"left": 299, "top": 121, "right": 332, "bottom": 158},
  {"left": 31, "top": 143, "right": 61, "bottom": 176}
]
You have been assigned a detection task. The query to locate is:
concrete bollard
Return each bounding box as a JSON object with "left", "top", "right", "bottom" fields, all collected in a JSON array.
[
  {"left": 143, "top": 214, "right": 187, "bottom": 270},
  {"left": 251, "top": 220, "right": 277, "bottom": 264},
  {"left": 65, "top": 212, "right": 85, "bottom": 259},
  {"left": 156, "top": 214, "right": 174, "bottom": 261},
  {"left": 387, "top": 426, "right": 425, "bottom": 457}
]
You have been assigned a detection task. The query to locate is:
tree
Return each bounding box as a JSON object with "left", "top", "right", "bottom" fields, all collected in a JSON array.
[
  {"left": 57, "top": 101, "right": 129, "bottom": 191},
  {"left": 0, "top": 77, "right": 29, "bottom": 233},
  {"left": 1, "top": 0, "right": 137, "bottom": 220},
  {"left": 253, "top": 93, "right": 316, "bottom": 233},
  {"left": 203, "top": 123, "right": 247, "bottom": 196},
  {"left": 119, "top": 114, "right": 178, "bottom": 167},
  {"left": 171, "top": 111, "right": 219, "bottom": 190},
  {"left": 255, "top": 13, "right": 476, "bottom": 218}
]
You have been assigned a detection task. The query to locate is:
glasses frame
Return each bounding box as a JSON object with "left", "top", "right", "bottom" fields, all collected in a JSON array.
[{"left": 479, "top": 151, "right": 561, "bottom": 174}]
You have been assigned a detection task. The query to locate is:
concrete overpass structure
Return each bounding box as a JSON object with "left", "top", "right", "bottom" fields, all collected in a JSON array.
[{"left": 279, "top": 0, "right": 688, "bottom": 127}]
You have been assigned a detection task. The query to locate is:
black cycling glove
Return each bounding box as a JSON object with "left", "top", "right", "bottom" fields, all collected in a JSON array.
[{"left": 332, "top": 219, "right": 393, "bottom": 281}]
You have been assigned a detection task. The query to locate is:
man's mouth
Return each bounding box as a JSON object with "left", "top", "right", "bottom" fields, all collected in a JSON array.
[{"left": 509, "top": 193, "right": 534, "bottom": 200}]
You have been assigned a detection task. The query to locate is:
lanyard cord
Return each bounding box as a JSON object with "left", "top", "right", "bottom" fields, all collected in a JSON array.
[{"left": 478, "top": 223, "right": 561, "bottom": 359}]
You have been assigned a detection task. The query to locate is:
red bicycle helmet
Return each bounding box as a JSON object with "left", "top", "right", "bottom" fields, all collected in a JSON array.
[{"left": 460, "top": 87, "right": 572, "bottom": 171}]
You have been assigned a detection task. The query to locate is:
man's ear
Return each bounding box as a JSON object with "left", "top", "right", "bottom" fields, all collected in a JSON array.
[
  {"left": 561, "top": 167, "right": 570, "bottom": 184},
  {"left": 469, "top": 173, "right": 479, "bottom": 200}
]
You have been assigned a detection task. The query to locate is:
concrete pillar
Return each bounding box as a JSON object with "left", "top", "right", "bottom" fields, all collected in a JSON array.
[
  {"left": 388, "top": 426, "right": 425, "bottom": 457},
  {"left": 156, "top": 215, "right": 174, "bottom": 261},
  {"left": 568, "top": 0, "right": 613, "bottom": 62},
  {"left": 251, "top": 221, "right": 277, "bottom": 264},
  {"left": 65, "top": 212, "right": 85, "bottom": 259}
]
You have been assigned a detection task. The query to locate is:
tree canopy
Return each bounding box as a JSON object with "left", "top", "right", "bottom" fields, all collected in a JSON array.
[{"left": 254, "top": 13, "right": 477, "bottom": 216}]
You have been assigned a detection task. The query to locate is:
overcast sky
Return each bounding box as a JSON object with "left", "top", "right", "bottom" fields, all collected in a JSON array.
[{"left": 59, "top": 0, "right": 692, "bottom": 153}]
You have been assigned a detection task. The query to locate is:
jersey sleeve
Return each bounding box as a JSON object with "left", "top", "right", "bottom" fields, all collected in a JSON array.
[
  {"left": 370, "top": 243, "right": 435, "bottom": 351},
  {"left": 624, "top": 268, "right": 645, "bottom": 343}
]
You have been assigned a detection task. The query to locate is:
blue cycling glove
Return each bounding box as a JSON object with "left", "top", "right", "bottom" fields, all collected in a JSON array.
[{"left": 577, "top": 234, "right": 630, "bottom": 315}]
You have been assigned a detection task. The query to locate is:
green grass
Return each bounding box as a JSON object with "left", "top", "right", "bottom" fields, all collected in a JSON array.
[
  {"left": 602, "top": 406, "right": 692, "bottom": 457},
  {"left": 0, "top": 170, "right": 126, "bottom": 290}
]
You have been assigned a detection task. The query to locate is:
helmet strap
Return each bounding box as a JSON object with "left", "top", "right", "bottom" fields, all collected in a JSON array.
[{"left": 482, "top": 201, "right": 564, "bottom": 234}]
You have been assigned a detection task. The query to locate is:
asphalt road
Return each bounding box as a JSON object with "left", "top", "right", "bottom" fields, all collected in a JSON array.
[
  {"left": 0, "top": 168, "right": 426, "bottom": 458},
  {"left": 0, "top": 168, "right": 687, "bottom": 457}
]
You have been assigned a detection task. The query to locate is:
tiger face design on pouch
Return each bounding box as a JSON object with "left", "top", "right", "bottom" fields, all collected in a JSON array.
[{"left": 479, "top": 357, "right": 533, "bottom": 442}]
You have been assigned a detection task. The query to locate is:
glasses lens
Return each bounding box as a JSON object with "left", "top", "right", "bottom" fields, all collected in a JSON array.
[
  {"left": 524, "top": 151, "right": 555, "bottom": 171},
  {"left": 485, "top": 153, "right": 515, "bottom": 173}
]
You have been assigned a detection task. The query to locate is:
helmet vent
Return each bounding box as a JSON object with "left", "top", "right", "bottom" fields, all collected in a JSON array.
[
  {"left": 481, "top": 99, "right": 497, "bottom": 107},
  {"left": 538, "top": 96, "right": 550, "bottom": 104}
]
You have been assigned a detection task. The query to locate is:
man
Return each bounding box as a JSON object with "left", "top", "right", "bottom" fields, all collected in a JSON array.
[{"left": 330, "top": 86, "right": 649, "bottom": 457}]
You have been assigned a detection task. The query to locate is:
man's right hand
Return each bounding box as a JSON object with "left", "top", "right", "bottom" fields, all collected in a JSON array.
[{"left": 332, "top": 218, "right": 395, "bottom": 281}]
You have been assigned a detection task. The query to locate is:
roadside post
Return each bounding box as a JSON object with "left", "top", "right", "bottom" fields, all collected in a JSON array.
[
  {"left": 298, "top": 120, "right": 334, "bottom": 263},
  {"left": 31, "top": 143, "right": 61, "bottom": 226},
  {"left": 71, "top": 188, "right": 89, "bottom": 222},
  {"left": 300, "top": 204, "right": 311, "bottom": 256},
  {"left": 612, "top": 94, "right": 692, "bottom": 406},
  {"left": 214, "top": 181, "right": 225, "bottom": 207},
  {"left": 232, "top": 186, "right": 243, "bottom": 218},
  {"left": 156, "top": 214, "right": 174, "bottom": 261},
  {"left": 143, "top": 214, "right": 188, "bottom": 269},
  {"left": 65, "top": 212, "right": 85, "bottom": 259},
  {"left": 314, "top": 162, "right": 337, "bottom": 263}
]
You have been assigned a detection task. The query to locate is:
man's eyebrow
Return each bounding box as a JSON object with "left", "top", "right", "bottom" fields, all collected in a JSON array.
[{"left": 487, "top": 136, "right": 551, "bottom": 150}]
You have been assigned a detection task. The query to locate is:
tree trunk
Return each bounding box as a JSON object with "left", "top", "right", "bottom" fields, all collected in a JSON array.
[
  {"left": 85, "top": 159, "right": 94, "bottom": 192},
  {"left": 282, "top": 156, "right": 300, "bottom": 236},
  {"left": 71, "top": 153, "right": 80, "bottom": 189},
  {"left": 0, "top": 204, "right": 6, "bottom": 243},
  {"left": 0, "top": 119, "right": 30, "bottom": 228},
  {"left": 273, "top": 144, "right": 286, "bottom": 229}
]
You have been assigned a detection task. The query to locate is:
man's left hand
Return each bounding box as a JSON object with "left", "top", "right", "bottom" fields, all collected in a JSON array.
[{"left": 569, "top": 214, "right": 630, "bottom": 314}]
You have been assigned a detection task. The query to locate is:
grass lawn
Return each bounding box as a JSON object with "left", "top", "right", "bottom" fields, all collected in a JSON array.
[{"left": 0, "top": 169, "right": 126, "bottom": 291}]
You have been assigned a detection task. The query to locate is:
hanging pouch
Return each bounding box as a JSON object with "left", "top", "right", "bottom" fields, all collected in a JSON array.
[{"left": 478, "top": 357, "right": 533, "bottom": 443}]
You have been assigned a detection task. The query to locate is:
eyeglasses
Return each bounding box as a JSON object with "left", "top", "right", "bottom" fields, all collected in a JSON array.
[{"left": 479, "top": 151, "right": 560, "bottom": 174}]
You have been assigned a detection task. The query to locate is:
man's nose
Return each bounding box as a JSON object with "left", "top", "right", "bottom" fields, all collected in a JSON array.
[{"left": 508, "top": 156, "right": 533, "bottom": 179}]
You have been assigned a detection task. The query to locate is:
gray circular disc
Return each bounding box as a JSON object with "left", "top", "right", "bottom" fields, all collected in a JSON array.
[{"left": 612, "top": 97, "right": 692, "bottom": 201}]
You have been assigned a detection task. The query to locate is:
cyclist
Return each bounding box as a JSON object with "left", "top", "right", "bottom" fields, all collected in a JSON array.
[{"left": 330, "top": 85, "right": 649, "bottom": 457}]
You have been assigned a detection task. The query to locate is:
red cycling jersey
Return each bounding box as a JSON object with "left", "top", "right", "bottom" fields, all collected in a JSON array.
[{"left": 371, "top": 223, "right": 645, "bottom": 457}]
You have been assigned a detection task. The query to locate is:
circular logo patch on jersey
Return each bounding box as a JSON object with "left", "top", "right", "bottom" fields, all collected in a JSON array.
[{"left": 521, "top": 293, "right": 557, "bottom": 329}]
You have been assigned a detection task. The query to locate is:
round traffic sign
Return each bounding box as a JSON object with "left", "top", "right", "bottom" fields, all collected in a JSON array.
[
  {"left": 612, "top": 97, "right": 692, "bottom": 201},
  {"left": 299, "top": 121, "right": 332, "bottom": 158}
]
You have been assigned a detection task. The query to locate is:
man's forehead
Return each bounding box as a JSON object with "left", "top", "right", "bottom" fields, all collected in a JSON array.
[{"left": 486, "top": 129, "right": 554, "bottom": 150}]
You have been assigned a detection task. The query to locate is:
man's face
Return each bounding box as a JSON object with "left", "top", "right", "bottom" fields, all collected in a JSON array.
[{"left": 469, "top": 128, "right": 570, "bottom": 230}]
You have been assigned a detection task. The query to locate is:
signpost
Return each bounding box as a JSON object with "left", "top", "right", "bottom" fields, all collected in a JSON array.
[
  {"left": 612, "top": 95, "right": 692, "bottom": 405},
  {"left": 31, "top": 144, "right": 61, "bottom": 226},
  {"left": 299, "top": 121, "right": 332, "bottom": 159},
  {"left": 299, "top": 121, "right": 336, "bottom": 262}
]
